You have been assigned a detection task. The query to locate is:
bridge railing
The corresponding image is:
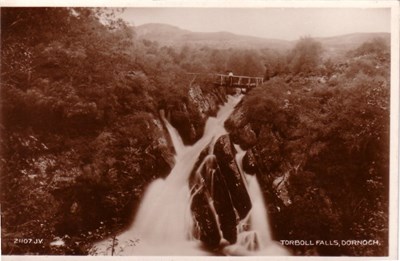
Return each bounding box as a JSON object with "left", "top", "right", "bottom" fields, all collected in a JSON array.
[
  {"left": 214, "top": 74, "right": 264, "bottom": 87},
  {"left": 187, "top": 73, "right": 264, "bottom": 88}
]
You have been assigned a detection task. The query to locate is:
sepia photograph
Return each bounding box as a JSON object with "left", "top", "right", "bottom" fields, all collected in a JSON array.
[{"left": 1, "top": 1, "right": 399, "bottom": 260}]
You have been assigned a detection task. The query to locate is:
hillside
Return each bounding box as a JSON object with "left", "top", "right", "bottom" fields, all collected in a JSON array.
[
  {"left": 134, "top": 23, "right": 292, "bottom": 50},
  {"left": 134, "top": 23, "right": 390, "bottom": 55},
  {"left": 316, "top": 32, "right": 390, "bottom": 49},
  {"left": 316, "top": 32, "right": 390, "bottom": 57}
]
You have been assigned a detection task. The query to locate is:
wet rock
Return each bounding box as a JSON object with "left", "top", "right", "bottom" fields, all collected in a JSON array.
[
  {"left": 151, "top": 118, "right": 175, "bottom": 176},
  {"left": 272, "top": 172, "right": 292, "bottom": 206},
  {"left": 170, "top": 109, "right": 198, "bottom": 144},
  {"left": 130, "top": 115, "right": 175, "bottom": 179},
  {"left": 189, "top": 143, "right": 213, "bottom": 187},
  {"left": 213, "top": 85, "right": 228, "bottom": 104},
  {"left": 189, "top": 85, "right": 219, "bottom": 119},
  {"left": 224, "top": 106, "right": 246, "bottom": 131},
  {"left": 145, "top": 145, "right": 174, "bottom": 179},
  {"left": 170, "top": 83, "right": 228, "bottom": 145},
  {"left": 191, "top": 155, "right": 237, "bottom": 245},
  {"left": 243, "top": 149, "right": 258, "bottom": 175},
  {"left": 205, "top": 156, "right": 238, "bottom": 243},
  {"left": 191, "top": 187, "right": 221, "bottom": 248},
  {"left": 213, "top": 134, "right": 252, "bottom": 220},
  {"left": 224, "top": 107, "right": 256, "bottom": 149}
]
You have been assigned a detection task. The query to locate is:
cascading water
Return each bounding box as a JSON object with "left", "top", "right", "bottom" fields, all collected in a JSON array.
[
  {"left": 223, "top": 145, "right": 289, "bottom": 255},
  {"left": 164, "top": 119, "right": 185, "bottom": 156},
  {"left": 93, "top": 94, "right": 289, "bottom": 256}
]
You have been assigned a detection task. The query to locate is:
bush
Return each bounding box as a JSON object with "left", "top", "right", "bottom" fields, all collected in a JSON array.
[{"left": 288, "top": 37, "right": 323, "bottom": 75}]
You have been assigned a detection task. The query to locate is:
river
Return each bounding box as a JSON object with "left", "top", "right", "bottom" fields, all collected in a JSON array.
[{"left": 92, "top": 94, "right": 289, "bottom": 256}]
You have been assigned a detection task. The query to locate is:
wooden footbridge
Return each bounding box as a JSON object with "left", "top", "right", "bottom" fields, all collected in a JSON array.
[
  {"left": 214, "top": 73, "right": 264, "bottom": 89},
  {"left": 188, "top": 73, "right": 264, "bottom": 90}
]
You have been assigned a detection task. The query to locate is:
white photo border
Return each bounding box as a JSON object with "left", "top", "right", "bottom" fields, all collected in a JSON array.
[{"left": 0, "top": 1, "right": 399, "bottom": 261}]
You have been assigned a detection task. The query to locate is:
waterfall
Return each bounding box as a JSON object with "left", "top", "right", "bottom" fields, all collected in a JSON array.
[
  {"left": 223, "top": 145, "right": 288, "bottom": 255},
  {"left": 92, "top": 94, "right": 289, "bottom": 256},
  {"left": 164, "top": 119, "right": 186, "bottom": 156}
]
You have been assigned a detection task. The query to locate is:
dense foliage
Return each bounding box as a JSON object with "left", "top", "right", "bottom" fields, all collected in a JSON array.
[
  {"left": 228, "top": 37, "right": 390, "bottom": 256},
  {"left": 1, "top": 8, "right": 169, "bottom": 255},
  {"left": 0, "top": 7, "right": 269, "bottom": 254},
  {"left": 1, "top": 7, "right": 390, "bottom": 256}
]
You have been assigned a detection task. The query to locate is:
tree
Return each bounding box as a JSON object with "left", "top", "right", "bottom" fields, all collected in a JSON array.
[{"left": 288, "top": 37, "right": 322, "bottom": 75}]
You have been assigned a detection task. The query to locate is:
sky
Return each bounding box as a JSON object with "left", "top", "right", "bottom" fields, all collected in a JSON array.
[{"left": 119, "top": 8, "right": 390, "bottom": 41}]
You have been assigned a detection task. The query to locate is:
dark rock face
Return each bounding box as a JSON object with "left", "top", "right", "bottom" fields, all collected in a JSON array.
[
  {"left": 213, "top": 134, "right": 252, "bottom": 220},
  {"left": 191, "top": 155, "right": 237, "bottom": 245},
  {"left": 243, "top": 149, "right": 258, "bottom": 175},
  {"left": 190, "top": 134, "right": 254, "bottom": 248},
  {"left": 204, "top": 156, "right": 237, "bottom": 243},
  {"left": 189, "top": 143, "right": 213, "bottom": 187},
  {"left": 224, "top": 106, "right": 246, "bottom": 137},
  {"left": 253, "top": 125, "right": 283, "bottom": 174},
  {"left": 170, "top": 84, "right": 227, "bottom": 145},
  {"left": 225, "top": 107, "right": 257, "bottom": 150},
  {"left": 191, "top": 155, "right": 236, "bottom": 246},
  {"left": 170, "top": 108, "right": 198, "bottom": 144},
  {"left": 189, "top": 85, "right": 221, "bottom": 118},
  {"left": 191, "top": 189, "right": 221, "bottom": 248}
]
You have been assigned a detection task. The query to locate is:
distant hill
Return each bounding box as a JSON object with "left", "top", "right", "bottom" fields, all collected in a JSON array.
[
  {"left": 134, "top": 23, "right": 292, "bottom": 50},
  {"left": 316, "top": 32, "right": 390, "bottom": 57},
  {"left": 316, "top": 32, "right": 390, "bottom": 49},
  {"left": 134, "top": 23, "right": 390, "bottom": 54}
]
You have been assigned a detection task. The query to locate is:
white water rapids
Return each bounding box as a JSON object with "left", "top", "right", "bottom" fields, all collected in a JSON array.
[{"left": 93, "top": 95, "right": 289, "bottom": 256}]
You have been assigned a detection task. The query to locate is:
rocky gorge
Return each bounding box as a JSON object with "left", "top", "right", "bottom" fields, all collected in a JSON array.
[
  {"left": 1, "top": 8, "right": 390, "bottom": 256},
  {"left": 1, "top": 78, "right": 232, "bottom": 254}
]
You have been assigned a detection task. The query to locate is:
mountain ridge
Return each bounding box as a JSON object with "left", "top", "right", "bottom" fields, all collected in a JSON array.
[
  {"left": 133, "top": 23, "right": 292, "bottom": 50},
  {"left": 133, "top": 23, "right": 390, "bottom": 52}
]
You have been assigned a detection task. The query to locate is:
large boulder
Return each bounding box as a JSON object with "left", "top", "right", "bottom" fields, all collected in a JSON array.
[
  {"left": 191, "top": 189, "right": 221, "bottom": 248},
  {"left": 213, "top": 134, "right": 252, "bottom": 219},
  {"left": 189, "top": 142, "right": 213, "bottom": 186},
  {"left": 206, "top": 155, "right": 238, "bottom": 244},
  {"left": 191, "top": 155, "right": 237, "bottom": 245}
]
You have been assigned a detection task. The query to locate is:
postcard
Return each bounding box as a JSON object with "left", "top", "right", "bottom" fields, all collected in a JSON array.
[{"left": 1, "top": 1, "right": 398, "bottom": 260}]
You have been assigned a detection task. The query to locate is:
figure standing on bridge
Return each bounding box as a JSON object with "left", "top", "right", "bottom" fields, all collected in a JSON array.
[{"left": 228, "top": 70, "right": 234, "bottom": 87}]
